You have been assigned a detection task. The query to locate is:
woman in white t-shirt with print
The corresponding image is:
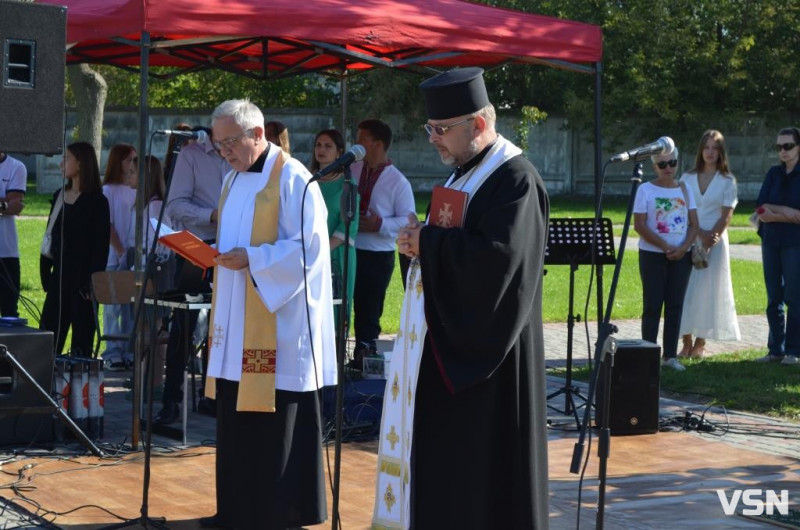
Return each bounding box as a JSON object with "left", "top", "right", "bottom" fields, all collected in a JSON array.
[{"left": 633, "top": 147, "right": 699, "bottom": 371}]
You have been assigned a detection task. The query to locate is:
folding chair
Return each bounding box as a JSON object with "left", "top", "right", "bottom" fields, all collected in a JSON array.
[{"left": 90, "top": 270, "right": 138, "bottom": 358}]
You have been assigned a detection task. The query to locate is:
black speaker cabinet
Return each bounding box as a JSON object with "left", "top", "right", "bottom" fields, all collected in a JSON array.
[
  {"left": 0, "top": 326, "right": 56, "bottom": 445},
  {"left": 595, "top": 339, "right": 660, "bottom": 435},
  {"left": 0, "top": 1, "right": 67, "bottom": 155}
]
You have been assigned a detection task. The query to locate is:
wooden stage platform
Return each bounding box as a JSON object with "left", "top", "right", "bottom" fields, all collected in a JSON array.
[
  {"left": 2, "top": 429, "right": 798, "bottom": 529},
  {"left": 1, "top": 371, "right": 798, "bottom": 528}
]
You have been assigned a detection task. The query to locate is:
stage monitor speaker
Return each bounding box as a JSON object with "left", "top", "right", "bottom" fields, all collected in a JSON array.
[
  {"left": 0, "top": 326, "right": 56, "bottom": 446},
  {"left": 596, "top": 339, "right": 660, "bottom": 435},
  {"left": 0, "top": 1, "right": 66, "bottom": 155},
  {"left": 321, "top": 377, "right": 386, "bottom": 442}
]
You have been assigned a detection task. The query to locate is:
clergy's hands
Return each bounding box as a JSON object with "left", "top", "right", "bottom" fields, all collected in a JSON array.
[
  {"left": 397, "top": 213, "right": 422, "bottom": 258},
  {"left": 215, "top": 247, "right": 249, "bottom": 270}
]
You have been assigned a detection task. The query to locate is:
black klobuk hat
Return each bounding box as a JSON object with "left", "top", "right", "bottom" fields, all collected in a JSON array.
[{"left": 419, "top": 67, "right": 490, "bottom": 120}]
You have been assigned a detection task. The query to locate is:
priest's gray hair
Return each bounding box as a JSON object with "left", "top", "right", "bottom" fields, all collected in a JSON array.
[
  {"left": 470, "top": 103, "right": 496, "bottom": 129},
  {"left": 212, "top": 99, "right": 265, "bottom": 131}
]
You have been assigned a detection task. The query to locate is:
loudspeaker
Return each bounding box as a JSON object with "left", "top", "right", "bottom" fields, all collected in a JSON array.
[
  {"left": 0, "top": 326, "right": 56, "bottom": 445},
  {"left": 595, "top": 339, "right": 660, "bottom": 435},
  {"left": 0, "top": 1, "right": 66, "bottom": 155},
  {"left": 321, "top": 377, "right": 386, "bottom": 442}
]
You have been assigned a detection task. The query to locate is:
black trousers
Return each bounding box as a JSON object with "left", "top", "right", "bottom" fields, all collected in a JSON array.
[
  {"left": 639, "top": 249, "right": 692, "bottom": 359},
  {"left": 40, "top": 269, "right": 96, "bottom": 355},
  {"left": 353, "top": 249, "right": 395, "bottom": 349},
  {"left": 0, "top": 257, "right": 20, "bottom": 317}
]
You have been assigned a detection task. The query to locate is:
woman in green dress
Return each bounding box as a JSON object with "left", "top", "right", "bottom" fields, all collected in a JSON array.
[{"left": 311, "top": 129, "right": 359, "bottom": 338}]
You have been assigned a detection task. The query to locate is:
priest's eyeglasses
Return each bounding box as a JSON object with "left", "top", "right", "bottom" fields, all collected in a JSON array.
[
  {"left": 213, "top": 129, "right": 253, "bottom": 151},
  {"left": 423, "top": 118, "right": 475, "bottom": 137},
  {"left": 655, "top": 159, "right": 678, "bottom": 169}
]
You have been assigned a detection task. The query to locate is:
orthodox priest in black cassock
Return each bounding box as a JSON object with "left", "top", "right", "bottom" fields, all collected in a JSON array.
[{"left": 372, "top": 68, "right": 550, "bottom": 530}]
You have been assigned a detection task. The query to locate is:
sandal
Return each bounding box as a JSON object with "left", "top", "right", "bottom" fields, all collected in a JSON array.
[
  {"left": 690, "top": 341, "right": 706, "bottom": 359},
  {"left": 678, "top": 340, "right": 692, "bottom": 358}
]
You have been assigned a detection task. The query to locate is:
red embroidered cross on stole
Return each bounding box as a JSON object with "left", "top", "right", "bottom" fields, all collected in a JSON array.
[{"left": 242, "top": 349, "right": 277, "bottom": 374}]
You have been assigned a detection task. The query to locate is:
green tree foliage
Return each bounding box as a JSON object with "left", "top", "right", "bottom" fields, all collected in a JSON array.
[
  {"left": 66, "top": 65, "right": 339, "bottom": 110},
  {"left": 74, "top": 0, "right": 800, "bottom": 148},
  {"left": 480, "top": 0, "right": 800, "bottom": 145}
]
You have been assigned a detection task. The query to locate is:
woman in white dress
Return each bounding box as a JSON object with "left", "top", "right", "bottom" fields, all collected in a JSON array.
[{"left": 679, "top": 130, "right": 741, "bottom": 357}]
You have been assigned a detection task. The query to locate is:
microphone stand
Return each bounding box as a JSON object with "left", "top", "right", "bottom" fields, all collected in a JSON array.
[
  {"left": 331, "top": 166, "right": 356, "bottom": 530},
  {"left": 570, "top": 162, "right": 643, "bottom": 530},
  {"left": 103, "top": 136, "right": 190, "bottom": 530}
]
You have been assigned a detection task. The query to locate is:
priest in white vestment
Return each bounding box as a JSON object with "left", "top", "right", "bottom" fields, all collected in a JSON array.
[{"left": 203, "top": 99, "right": 336, "bottom": 530}]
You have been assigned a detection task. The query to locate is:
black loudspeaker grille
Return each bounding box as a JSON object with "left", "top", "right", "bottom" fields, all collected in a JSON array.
[
  {"left": 0, "top": 1, "right": 66, "bottom": 155},
  {"left": 0, "top": 327, "right": 56, "bottom": 445},
  {"left": 596, "top": 339, "right": 661, "bottom": 435}
]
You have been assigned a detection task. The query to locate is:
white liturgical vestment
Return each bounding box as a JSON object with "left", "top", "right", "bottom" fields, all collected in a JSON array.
[{"left": 206, "top": 146, "right": 337, "bottom": 392}]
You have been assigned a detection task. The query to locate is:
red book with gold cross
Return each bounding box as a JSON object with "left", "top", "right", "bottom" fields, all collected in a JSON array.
[{"left": 429, "top": 185, "right": 468, "bottom": 228}]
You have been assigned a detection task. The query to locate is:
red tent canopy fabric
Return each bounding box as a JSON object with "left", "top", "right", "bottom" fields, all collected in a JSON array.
[{"left": 46, "top": 0, "right": 602, "bottom": 76}]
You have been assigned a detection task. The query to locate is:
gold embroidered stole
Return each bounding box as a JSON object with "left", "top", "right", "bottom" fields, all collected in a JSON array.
[{"left": 205, "top": 149, "right": 287, "bottom": 412}]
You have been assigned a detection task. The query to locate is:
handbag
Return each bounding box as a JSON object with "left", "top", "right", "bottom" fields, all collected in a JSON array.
[
  {"left": 691, "top": 240, "right": 709, "bottom": 269},
  {"left": 676, "top": 181, "right": 708, "bottom": 269},
  {"left": 40, "top": 189, "right": 64, "bottom": 259}
]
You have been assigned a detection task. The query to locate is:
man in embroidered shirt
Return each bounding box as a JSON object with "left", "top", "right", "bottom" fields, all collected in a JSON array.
[
  {"left": 154, "top": 126, "right": 231, "bottom": 425},
  {"left": 351, "top": 119, "right": 415, "bottom": 367},
  {"left": 0, "top": 152, "right": 26, "bottom": 317},
  {"left": 203, "top": 99, "right": 336, "bottom": 530},
  {"left": 373, "top": 68, "right": 550, "bottom": 529}
]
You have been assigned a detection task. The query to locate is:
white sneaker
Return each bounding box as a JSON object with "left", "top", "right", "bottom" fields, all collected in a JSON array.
[
  {"left": 781, "top": 356, "right": 800, "bottom": 365},
  {"left": 662, "top": 357, "right": 686, "bottom": 371}
]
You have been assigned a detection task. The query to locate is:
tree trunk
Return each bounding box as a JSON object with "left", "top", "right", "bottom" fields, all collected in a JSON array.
[{"left": 67, "top": 64, "right": 107, "bottom": 158}]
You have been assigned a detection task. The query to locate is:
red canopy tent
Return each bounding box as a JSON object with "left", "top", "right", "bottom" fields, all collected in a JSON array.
[
  {"left": 57, "top": 0, "right": 601, "bottom": 75},
  {"left": 44, "top": 0, "right": 605, "bottom": 195}
]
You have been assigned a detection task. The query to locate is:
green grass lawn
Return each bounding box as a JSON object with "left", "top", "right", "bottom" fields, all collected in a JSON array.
[
  {"left": 17, "top": 218, "right": 46, "bottom": 326},
  {"left": 17, "top": 191, "right": 767, "bottom": 336}
]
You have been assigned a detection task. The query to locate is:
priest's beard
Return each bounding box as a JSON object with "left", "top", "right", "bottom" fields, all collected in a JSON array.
[{"left": 439, "top": 138, "right": 480, "bottom": 167}]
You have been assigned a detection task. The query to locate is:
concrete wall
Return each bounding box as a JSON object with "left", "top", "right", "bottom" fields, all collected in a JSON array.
[{"left": 18, "top": 107, "right": 784, "bottom": 200}]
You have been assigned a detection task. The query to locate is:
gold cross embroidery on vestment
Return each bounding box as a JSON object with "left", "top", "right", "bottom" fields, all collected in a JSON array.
[
  {"left": 408, "top": 325, "right": 417, "bottom": 349},
  {"left": 387, "top": 425, "right": 400, "bottom": 450},
  {"left": 384, "top": 483, "right": 397, "bottom": 512},
  {"left": 391, "top": 373, "right": 400, "bottom": 401}
]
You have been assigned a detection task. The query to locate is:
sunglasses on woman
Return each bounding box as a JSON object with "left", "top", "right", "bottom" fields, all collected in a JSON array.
[
  {"left": 655, "top": 160, "right": 678, "bottom": 169},
  {"left": 775, "top": 142, "right": 798, "bottom": 152}
]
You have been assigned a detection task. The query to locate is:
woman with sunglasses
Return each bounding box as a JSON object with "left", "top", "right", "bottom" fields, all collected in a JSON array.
[
  {"left": 754, "top": 127, "right": 800, "bottom": 365},
  {"left": 633, "top": 148, "right": 699, "bottom": 371},
  {"left": 678, "top": 130, "right": 741, "bottom": 359}
]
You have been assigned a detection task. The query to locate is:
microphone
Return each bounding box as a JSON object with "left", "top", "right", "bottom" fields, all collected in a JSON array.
[
  {"left": 156, "top": 129, "right": 208, "bottom": 143},
  {"left": 310, "top": 145, "right": 366, "bottom": 182},
  {"left": 609, "top": 136, "right": 675, "bottom": 163}
]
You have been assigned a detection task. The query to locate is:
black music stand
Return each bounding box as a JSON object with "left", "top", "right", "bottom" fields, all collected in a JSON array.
[{"left": 545, "top": 218, "right": 615, "bottom": 428}]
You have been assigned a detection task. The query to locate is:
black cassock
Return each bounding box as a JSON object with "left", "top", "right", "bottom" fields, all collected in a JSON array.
[{"left": 412, "top": 154, "right": 550, "bottom": 529}]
